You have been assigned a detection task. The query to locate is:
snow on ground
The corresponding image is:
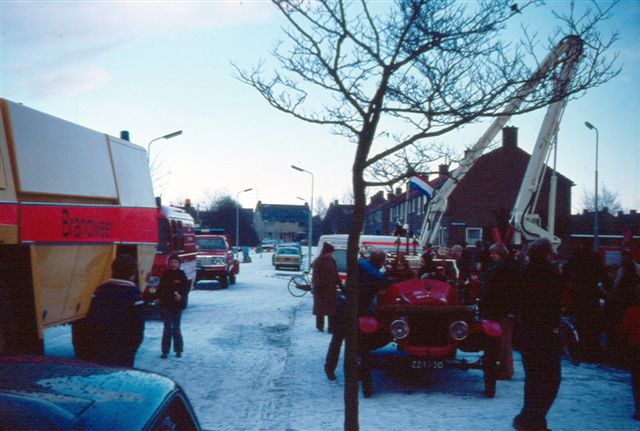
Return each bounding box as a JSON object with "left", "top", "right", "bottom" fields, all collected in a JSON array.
[{"left": 45, "top": 250, "right": 637, "bottom": 431}]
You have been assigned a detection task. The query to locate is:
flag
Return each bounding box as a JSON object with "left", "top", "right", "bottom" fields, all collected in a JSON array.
[{"left": 408, "top": 175, "right": 434, "bottom": 199}]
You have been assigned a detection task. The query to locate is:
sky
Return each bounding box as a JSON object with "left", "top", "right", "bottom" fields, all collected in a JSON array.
[
  {"left": 1, "top": 0, "right": 638, "bottom": 215},
  {"left": 42, "top": 250, "right": 637, "bottom": 430}
]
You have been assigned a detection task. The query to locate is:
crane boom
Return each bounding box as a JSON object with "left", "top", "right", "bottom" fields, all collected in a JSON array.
[{"left": 418, "top": 35, "right": 584, "bottom": 247}]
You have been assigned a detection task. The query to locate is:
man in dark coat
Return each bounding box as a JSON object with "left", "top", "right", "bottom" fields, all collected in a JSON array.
[
  {"left": 480, "top": 243, "right": 519, "bottom": 382},
  {"left": 513, "top": 239, "right": 564, "bottom": 431},
  {"left": 75, "top": 254, "right": 145, "bottom": 367},
  {"left": 564, "top": 241, "right": 606, "bottom": 362},
  {"left": 157, "top": 253, "right": 189, "bottom": 358},
  {"left": 312, "top": 242, "right": 342, "bottom": 332}
]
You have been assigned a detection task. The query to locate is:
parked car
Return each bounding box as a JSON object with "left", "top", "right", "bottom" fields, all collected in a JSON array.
[
  {"left": 0, "top": 354, "right": 201, "bottom": 430},
  {"left": 273, "top": 246, "right": 302, "bottom": 271},
  {"left": 257, "top": 239, "right": 277, "bottom": 253},
  {"left": 360, "top": 276, "right": 500, "bottom": 397}
]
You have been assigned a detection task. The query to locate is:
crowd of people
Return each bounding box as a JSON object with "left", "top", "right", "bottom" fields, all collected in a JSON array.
[{"left": 312, "top": 237, "right": 640, "bottom": 430}]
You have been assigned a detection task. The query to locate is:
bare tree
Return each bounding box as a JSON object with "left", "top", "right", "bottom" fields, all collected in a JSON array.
[
  {"left": 581, "top": 184, "right": 623, "bottom": 214},
  {"left": 235, "top": 1, "right": 618, "bottom": 428},
  {"left": 315, "top": 196, "right": 328, "bottom": 218}
]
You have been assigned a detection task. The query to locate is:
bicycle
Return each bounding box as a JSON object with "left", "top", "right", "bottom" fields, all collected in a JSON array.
[
  {"left": 288, "top": 271, "right": 312, "bottom": 297},
  {"left": 559, "top": 315, "right": 582, "bottom": 365}
]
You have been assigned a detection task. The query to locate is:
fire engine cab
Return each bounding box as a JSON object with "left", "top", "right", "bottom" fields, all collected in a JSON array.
[{"left": 143, "top": 203, "right": 197, "bottom": 308}]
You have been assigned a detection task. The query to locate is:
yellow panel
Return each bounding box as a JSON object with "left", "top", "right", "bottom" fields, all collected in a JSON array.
[
  {"left": 0, "top": 225, "right": 17, "bottom": 244},
  {"left": 137, "top": 244, "right": 156, "bottom": 292},
  {"left": 31, "top": 245, "right": 115, "bottom": 327}
]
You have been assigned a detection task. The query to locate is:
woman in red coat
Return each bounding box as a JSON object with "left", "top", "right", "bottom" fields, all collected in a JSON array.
[{"left": 312, "top": 242, "right": 342, "bottom": 333}]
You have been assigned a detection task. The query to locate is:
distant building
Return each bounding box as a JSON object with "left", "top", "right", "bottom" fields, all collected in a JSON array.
[
  {"left": 571, "top": 209, "right": 640, "bottom": 264},
  {"left": 253, "top": 201, "right": 310, "bottom": 242},
  {"left": 320, "top": 200, "right": 354, "bottom": 235}
]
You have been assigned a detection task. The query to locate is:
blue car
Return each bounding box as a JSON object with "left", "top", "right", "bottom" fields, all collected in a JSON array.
[{"left": 0, "top": 354, "right": 201, "bottom": 430}]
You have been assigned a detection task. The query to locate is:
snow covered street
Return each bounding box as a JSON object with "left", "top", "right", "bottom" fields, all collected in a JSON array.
[{"left": 45, "top": 250, "right": 637, "bottom": 431}]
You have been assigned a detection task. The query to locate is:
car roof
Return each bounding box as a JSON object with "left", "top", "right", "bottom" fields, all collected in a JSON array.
[{"left": 0, "top": 354, "right": 183, "bottom": 430}]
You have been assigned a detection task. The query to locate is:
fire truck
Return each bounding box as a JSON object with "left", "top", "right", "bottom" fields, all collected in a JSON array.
[
  {"left": 143, "top": 203, "right": 197, "bottom": 308},
  {"left": 0, "top": 99, "right": 157, "bottom": 354}
]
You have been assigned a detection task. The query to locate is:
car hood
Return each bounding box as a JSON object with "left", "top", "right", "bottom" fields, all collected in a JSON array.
[{"left": 0, "top": 354, "right": 178, "bottom": 430}]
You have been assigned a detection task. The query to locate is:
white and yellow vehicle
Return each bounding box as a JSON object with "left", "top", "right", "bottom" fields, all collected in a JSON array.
[{"left": 0, "top": 98, "right": 157, "bottom": 354}]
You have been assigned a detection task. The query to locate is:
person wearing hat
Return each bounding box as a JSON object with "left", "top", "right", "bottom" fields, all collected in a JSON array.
[
  {"left": 312, "top": 241, "right": 342, "bottom": 333},
  {"left": 157, "top": 253, "right": 189, "bottom": 359}
]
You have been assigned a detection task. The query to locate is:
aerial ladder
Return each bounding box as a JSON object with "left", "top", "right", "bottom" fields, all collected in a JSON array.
[{"left": 418, "top": 35, "right": 584, "bottom": 249}]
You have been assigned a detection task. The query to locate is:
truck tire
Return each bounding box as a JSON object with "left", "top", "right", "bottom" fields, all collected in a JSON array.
[{"left": 219, "top": 275, "right": 229, "bottom": 289}]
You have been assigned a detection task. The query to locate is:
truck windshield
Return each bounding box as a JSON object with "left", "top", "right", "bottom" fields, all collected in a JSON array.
[{"left": 197, "top": 237, "right": 226, "bottom": 250}]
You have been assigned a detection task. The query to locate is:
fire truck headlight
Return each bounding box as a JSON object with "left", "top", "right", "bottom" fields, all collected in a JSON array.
[
  {"left": 449, "top": 320, "right": 469, "bottom": 341},
  {"left": 149, "top": 286, "right": 157, "bottom": 294},
  {"left": 148, "top": 276, "right": 160, "bottom": 287},
  {"left": 390, "top": 319, "right": 410, "bottom": 340}
]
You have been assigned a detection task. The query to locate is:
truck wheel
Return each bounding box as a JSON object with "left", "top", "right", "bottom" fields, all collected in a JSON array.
[
  {"left": 219, "top": 275, "right": 229, "bottom": 289},
  {"left": 483, "top": 367, "right": 496, "bottom": 398},
  {"left": 229, "top": 275, "right": 236, "bottom": 285}
]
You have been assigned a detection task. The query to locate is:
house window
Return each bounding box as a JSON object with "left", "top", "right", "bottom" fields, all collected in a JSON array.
[
  {"left": 439, "top": 227, "right": 448, "bottom": 246},
  {"left": 465, "top": 227, "right": 482, "bottom": 245}
]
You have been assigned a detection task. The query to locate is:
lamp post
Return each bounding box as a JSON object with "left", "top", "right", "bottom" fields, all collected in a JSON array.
[
  {"left": 147, "top": 130, "right": 183, "bottom": 162},
  {"left": 584, "top": 121, "right": 599, "bottom": 251},
  {"left": 235, "top": 188, "right": 253, "bottom": 258},
  {"left": 292, "top": 164, "right": 314, "bottom": 270}
]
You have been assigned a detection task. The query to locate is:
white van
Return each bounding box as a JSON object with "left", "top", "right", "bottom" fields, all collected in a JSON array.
[{"left": 314, "top": 234, "right": 421, "bottom": 279}]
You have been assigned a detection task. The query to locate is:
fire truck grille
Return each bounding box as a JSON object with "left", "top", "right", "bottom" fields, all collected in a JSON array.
[{"left": 407, "top": 315, "right": 451, "bottom": 346}]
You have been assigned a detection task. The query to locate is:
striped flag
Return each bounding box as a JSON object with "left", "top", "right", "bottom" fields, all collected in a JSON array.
[{"left": 408, "top": 175, "right": 435, "bottom": 199}]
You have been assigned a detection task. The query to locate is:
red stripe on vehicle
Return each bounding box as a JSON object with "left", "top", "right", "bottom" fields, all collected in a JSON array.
[
  {"left": 0, "top": 202, "right": 18, "bottom": 225},
  {"left": 19, "top": 204, "right": 157, "bottom": 244}
]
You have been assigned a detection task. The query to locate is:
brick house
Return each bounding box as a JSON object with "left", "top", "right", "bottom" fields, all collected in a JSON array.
[
  {"left": 364, "top": 127, "right": 574, "bottom": 248},
  {"left": 320, "top": 200, "right": 354, "bottom": 235}
]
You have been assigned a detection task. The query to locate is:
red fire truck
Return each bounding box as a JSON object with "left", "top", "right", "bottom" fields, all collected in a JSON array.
[{"left": 142, "top": 203, "right": 198, "bottom": 308}]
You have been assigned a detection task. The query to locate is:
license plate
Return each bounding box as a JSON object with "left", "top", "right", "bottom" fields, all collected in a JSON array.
[{"left": 410, "top": 360, "right": 445, "bottom": 370}]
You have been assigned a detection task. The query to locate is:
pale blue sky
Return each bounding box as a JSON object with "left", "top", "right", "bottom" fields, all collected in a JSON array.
[{"left": 1, "top": 1, "right": 638, "bottom": 214}]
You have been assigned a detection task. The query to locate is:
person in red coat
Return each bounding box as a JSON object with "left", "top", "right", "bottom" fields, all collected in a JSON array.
[
  {"left": 312, "top": 242, "right": 342, "bottom": 333},
  {"left": 620, "top": 295, "right": 640, "bottom": 421}
]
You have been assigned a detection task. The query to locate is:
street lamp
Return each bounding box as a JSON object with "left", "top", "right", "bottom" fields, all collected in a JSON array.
[
  {"left": 291, "top": 164, "right": 314, "bottom": 270},
  {"left": 147, "top": 130, "right": 183, "bottom": 161},
  {"left": 235, "top": 188, "right": 253, "bottom": 258},
  {"left": 584, "top": 121, "right": 599, "bottom": 251}
]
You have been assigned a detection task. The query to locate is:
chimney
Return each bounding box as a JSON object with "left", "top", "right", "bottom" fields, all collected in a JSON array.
[
  {"left": 387, "top": 192, "right": 394, "bottom": 200},
  {"left": 395, "top": 187, "right": 402, "bottom": 196},
  {"left": 334, "top": 200, "right": 339, "bottom": 206},
  {"left": 502, "top": 126, "right": 518, "bottom": 149},
  {"left": 438, "top": 164, "right": 449, "bottom": 176}
]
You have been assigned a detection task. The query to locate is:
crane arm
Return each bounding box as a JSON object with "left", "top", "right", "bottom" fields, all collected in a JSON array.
[{"left": 419, "top": 35, "right": 584, "bottom": 247}]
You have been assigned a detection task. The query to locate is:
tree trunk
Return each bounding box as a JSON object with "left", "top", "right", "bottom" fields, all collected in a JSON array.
[{"left": 343, "top": 149, "right": 369, "bottom": 430}]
